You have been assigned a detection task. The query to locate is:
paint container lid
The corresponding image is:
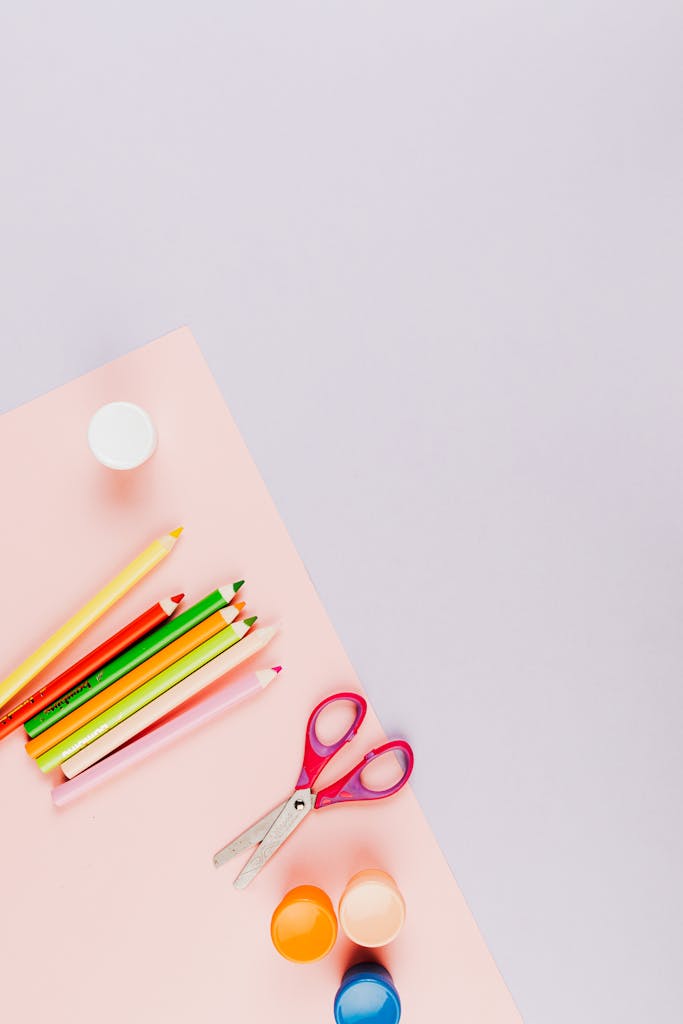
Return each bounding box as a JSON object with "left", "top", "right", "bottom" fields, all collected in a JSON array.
[
  {"left": 88, "top": 401, "right": 158, "bottom": 470},
  {"left": 339, "top": 870, "right": 406, "bottom": 948},
  {"left": 270, "top": 885, "right": 338, "bottom": 963},
  {"left": 334, "top": 962, "right": 402, "bottom": 1024}
]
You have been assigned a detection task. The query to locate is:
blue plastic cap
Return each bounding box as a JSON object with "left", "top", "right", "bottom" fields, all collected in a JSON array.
[{"left": 334, "top": 963, "right": 401, "bottom": 1024}]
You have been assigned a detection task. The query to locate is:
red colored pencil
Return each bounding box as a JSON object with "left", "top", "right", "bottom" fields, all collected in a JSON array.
[{"left": 0, "top": 594, "right": 184, "bottom": 741}]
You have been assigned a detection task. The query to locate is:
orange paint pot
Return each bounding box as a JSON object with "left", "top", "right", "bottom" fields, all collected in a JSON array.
[
  {"left": 338, "top": 870, "right": 406, "bottom": 948},
  {"left": 270, "top": 885, "right": 338, "bottom": 963}
]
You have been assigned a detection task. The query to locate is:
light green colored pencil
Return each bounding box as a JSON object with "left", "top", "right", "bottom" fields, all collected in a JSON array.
[{"left": 36, "top": 616, "right": 256, "bottom": 772}]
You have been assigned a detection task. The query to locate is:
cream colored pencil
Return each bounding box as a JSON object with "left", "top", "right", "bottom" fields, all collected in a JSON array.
[
  {"left": 60, "top": 625, "right": 278, "bottom": 778},
  {"left": 0, "top": 528, "right": 183, "bottom": 711}
]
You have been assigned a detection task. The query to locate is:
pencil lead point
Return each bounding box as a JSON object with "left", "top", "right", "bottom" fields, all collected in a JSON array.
[
  {"left": 233, "top": 580, "right": 245, "bottom": 592},
  {"left": 171, "top": 593, "right": 184, "bottom": 604},
  {"left": 272, "top": 666, "right": 282, "bottom": 673},
  {"left": 243, "top": 616, "right": 257, "bottom": 627},
  {"left": 169, "top": 527, "right": 184, "bottom": 538},
  {"left": 234, "top": 601, "right": 246, "bottom": 612}
]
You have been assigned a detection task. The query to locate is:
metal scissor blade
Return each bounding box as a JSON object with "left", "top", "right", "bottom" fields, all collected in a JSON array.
[
  {"left": 233, "top": 789, "right": 313, "bottom": 890},
  {"left": 213, "top": 800, "right": 287, "bottom": 868}
]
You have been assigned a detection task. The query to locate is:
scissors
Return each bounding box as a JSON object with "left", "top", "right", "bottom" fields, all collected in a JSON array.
[{"left": 213, "top": 691, "right": 415, "bottom": 888}]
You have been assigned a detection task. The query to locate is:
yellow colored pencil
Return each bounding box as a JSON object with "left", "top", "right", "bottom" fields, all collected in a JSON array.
[{"left": 0, "top": 527, "right": 183, "bottom": 711}]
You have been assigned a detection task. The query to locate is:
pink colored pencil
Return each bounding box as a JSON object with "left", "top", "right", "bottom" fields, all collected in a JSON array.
[{"left": 52, "top": 662, "right": 281, "bottom": 807}]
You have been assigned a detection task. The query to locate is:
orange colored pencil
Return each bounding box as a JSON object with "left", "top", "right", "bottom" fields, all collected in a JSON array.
[{"left": 25, "top": 603, "right": 245, "bottom": 759}]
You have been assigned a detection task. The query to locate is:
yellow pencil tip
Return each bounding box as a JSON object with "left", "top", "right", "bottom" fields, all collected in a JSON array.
[{"left": 169, "top": 527, "right": 184, "bottom": 538}]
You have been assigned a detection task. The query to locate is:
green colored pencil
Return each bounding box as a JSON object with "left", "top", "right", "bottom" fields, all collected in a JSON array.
[
  {"left": 36, "top": 617, "right": 257, "bottom": 772},
  {"left": 24, "top": 582, "right": 244, "bottom": 738}
]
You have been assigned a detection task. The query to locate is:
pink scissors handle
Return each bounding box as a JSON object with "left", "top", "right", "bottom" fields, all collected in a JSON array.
[
  {"left": 295, "top": 692, "right": 368, "bottom": 790},
  {"left": 314, "top": 739, "right": 414, "bottom": 809}
]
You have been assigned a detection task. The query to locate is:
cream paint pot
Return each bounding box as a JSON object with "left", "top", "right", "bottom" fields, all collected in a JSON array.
[{"left": 338, "top": 870, "right": 406, "bottom": 948}]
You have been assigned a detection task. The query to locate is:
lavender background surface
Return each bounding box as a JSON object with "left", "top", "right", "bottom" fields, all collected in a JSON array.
[{"left": 1, "top": 4, "right": 682, "bottom": 1021}]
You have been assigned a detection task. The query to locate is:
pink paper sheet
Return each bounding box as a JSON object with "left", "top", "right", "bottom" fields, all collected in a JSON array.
[{"left": 0, "top": 329, "right": 521, "bottom": 1023}]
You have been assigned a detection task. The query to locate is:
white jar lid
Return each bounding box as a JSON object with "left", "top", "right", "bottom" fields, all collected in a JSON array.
[{"left": 88, "top": 401, "right": 158, "bottom": 470}]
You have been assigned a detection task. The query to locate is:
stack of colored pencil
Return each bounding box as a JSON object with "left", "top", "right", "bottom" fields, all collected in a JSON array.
[{"left": 0, "top": 528, "right": 281, "bottom": 806}]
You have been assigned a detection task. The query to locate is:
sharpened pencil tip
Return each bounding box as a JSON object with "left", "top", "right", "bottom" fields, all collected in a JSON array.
[
  {"left": 169, "top": 527, "right": 184, "bottom": 538},
  {"left": 244, "top": 615, "right": 257, "bottom": 627},
  {"left": 234, "top": 601, "right": 246, "bottom": 612},
  {"left": 171, "top": 593, "right": 184, "bottom": 604},
  {"left": 272, "top": 666, "right": 282, "bottom": 673},
  {"left": 233, "top": 580, "right": 245, "bottom": 592}
]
